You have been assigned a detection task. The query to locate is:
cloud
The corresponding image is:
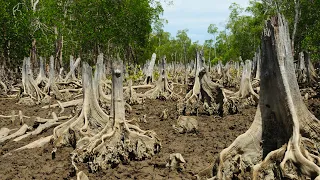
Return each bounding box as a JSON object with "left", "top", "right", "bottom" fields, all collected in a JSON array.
[{"left": 160, "top": 0, "right": 250, "bottom": 44}]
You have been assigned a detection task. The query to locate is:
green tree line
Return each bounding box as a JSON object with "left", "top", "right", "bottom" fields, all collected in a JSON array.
[
  {"left": 0, "top": 0, "right": 164, "bottom": 69},
  {"left": 209, "top": 0, "right": 320, "bottom": 64}
]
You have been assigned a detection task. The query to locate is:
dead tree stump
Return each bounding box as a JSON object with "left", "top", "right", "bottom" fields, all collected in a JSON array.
[
  {"left": 198, "top": 14, "right": 320, "bottom": 180},
  {"left": 19, "top": 57, "right": 46, "bottom": 105},
  {"left": 54, "top": 59, "right": 160, "bottom": 172},
  {"left": 179, "top": 51, "right": 226, "bottom": 116}
]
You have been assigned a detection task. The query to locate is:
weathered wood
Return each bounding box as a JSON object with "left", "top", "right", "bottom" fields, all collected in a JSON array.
[
  {"left": 0, "top": 124, "right": 29, "bottom": 144},
  {"left": 204, "top": 14, "right": 320, "bottom": 180},
  {"left": 53, "top": 62, "right": 109, "bottom": 147},
  {"left": 19, "top": 57, "right": 45, "bottom": 105},
  {"left": 36, "top": 57, "right": 47, "bottom": 85},
  {"left": 44, "top": 56, "right": 63, "bottom": 100},
  {"left": 144, "top": 53, "right": 156, "bottom": 84},
  {"left": 68, "top": 58, "right": 160, "bottom": 172},
  {"left": 63, "top": 57, "right": 81, "bottom": 82}
]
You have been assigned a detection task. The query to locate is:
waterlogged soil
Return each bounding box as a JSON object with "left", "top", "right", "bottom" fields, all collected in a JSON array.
[{"left": 0, "top": 95, "right": 318, "bottom": 180}]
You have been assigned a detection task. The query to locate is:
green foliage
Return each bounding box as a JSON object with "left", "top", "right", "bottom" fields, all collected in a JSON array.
[
  {"left": 153, "top": 71, "right": 159, "bottom": 81},
  {"left": 3, "top": 0, "right": 319, "bottom": 68},
  {"left": 128, "top": 70, "right": 144, "bottom": 81},
  {"left": 211, "top": 57, "right": 221, "bottom": 65},
  {"left": 213, "top": 0, "right": 320, "bottom": 63},
  {"left": 0, "top": 0, "right": 164, "bottom": 67}
]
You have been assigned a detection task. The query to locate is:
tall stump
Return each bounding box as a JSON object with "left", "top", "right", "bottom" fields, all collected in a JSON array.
[{"left": 198, "top": 14, "right": 320, "bottom": 180}]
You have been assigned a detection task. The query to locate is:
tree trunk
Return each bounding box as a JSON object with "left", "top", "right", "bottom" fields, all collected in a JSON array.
[
  {"left": 255, "top": 49, "right": 261, "bottom": 80},
  {"left": 63, "top": 57, "right": 81, "bottom": 82},
  {"left": 19, "top": 57, "right": 44, "bottom": 105},
  {"left": 44, "top": 56, "right": 63, "bottom": 100},
  {"left": 291, "top": 0, "right": 300, "bottom": 56},
  {"left": 143, "top": 56, "right": 178, "bottom": 100},
  {"left": 36, "top": 57, "right": 47, "bottom": 85},
  {"left": 144, "top": 53, "right": 156, "bottom": 84},
  {"left": 30, "top": 39, "right": 37, "bottom": 70},
  {"left": 54, "top": 59, "right": 160, "bottom": 172},
  {"left": 179, "top": 50, "right": 225, "bottom": 116},
  {"left": 199, "top": 14, "right": 320, "bottom": 180}
]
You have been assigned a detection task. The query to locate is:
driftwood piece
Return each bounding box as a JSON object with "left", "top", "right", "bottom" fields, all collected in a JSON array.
[
  {"left": 14, "top": 135, "right": 52, "bottom": 151},
  {"left": 0, "top": 124, "right": 29, "bottom": 144}
]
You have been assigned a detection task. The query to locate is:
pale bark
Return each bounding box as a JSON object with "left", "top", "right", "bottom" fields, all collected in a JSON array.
[
  {"left": 143, "top": 56, "right": 180, "bottom": 100},
  {"left": 94, "top": 53, "right": 111, "bottom": 105},
  {"left": 179, "top": 51, "right": 226, "bottom": 116},
  {"left": 254, "top": 49, "right": 261, "bottom": 80},
  {"left": 36, "top": 57, "right": 48, "bottom": 85},
  {"left": 14, "top": 113, "right": 61, "bottom": 142},
  {"left": 144, "top": 53, "right": 156, "bottom": 84},
  {"left": 44, "top": 56, "right": 63, "bottom": 100},
  {"left": 231, "top": 60, "right": 259, "bottom": 101},
  {"left": 63, "top": 57, "right": 81, "bottom": 82},
  {"left": 199, "top": 14, "right": 320, "bottom": 180},
  {"left": 297, "top": 51, "right": 306, "bottom": 83},
  {"left": 0, "top": 124, "right": 29, "bottom": 144},
  {"left": 304, "top": 51, "right": 318, "bottom": 85},
  {"left": 19, "top": 57, "right": 46, "bottom": 105},
  {"left": 67, "top": 59, "right": 160, "bottom": 171},
  {"left": 53, "top": 62, "right": 109, "bottom": 148},
  {"left": 70, "top": 55, "right": 76, "bottom": 80},
  {"left": 14, "top": 135, "right": 52, "bottom": 151}
]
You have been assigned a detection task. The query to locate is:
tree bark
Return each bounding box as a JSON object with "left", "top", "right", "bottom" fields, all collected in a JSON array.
[
  {"left": 199, "top": 14, "right": 320, "bottom": 180},
  {"left": 55, "top": 59, "right": 161, "bottom": 172},
  {"left": 144, "top": 53, "right": 156, "bottom": 84},
  {"left": 291, "top": 0, "right": 300, "bottom": 56}
]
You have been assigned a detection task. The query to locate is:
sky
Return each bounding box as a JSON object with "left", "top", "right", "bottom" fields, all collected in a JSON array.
[{"left": 160, "top": 0, "right": 250, "bottom": 44}]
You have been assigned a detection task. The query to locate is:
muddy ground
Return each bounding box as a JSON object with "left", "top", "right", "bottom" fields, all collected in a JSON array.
[{"left": 0, "top": 95, "right": 319, "bottom": 180}]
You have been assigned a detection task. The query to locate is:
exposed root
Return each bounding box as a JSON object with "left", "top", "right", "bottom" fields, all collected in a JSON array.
[
  {"left": 73, "top": 122, "right": 160, "bottom": 171},
  {"left": 0, "top": 128, "right": 14, "bottom": 138},
  {"left": 68, "top": 59, "right": 160, "bottom": 171},
  {"left": 225, "top": 60, "right": 259, "bottom": 111},
  {"left": 143, "top": 56, "right": 181, "bottom": 100},
  {"left": 63, "top": 57, "right": 81, "bottom": 82},
  {"left": 124, "top": 79, "right": 144, "bottom": 105},
  {"left": 202, "top": 15, "right": 320, "bottom": 180},
  {"left": 0, "top": 124, "right": 30, "bottom": 144},
  {"left": 35, "top": 57, "right": 48, "bottom": 86},
  {"left": 179, "top": 51, "right": 228, "bottom": 116},
  {"left": 43, "top": 56, "right": 63, "bottom": 100},
  {"left": 53, "top": 63, "right": 109, "bottom": 148},
  {"left": 20, "top": 57, "right": 47, "bottom": 105},
  {"left": 14, "top": 135, "right": 53, "bottom": 151},
  {"left": 14, "top": 114, "right": 61, "bottom": 142},
  {"left": 160, "top": 109, "right": 168, "bottom": 120},
  {"left": 77, "top": 171, "right": 89, "bottom": 180},
  {"left": 0, "top": 110, "right": 30, "bottom": 125},
  {"left": 42, "top": 99, "right": 82, "bottom": 109}
]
